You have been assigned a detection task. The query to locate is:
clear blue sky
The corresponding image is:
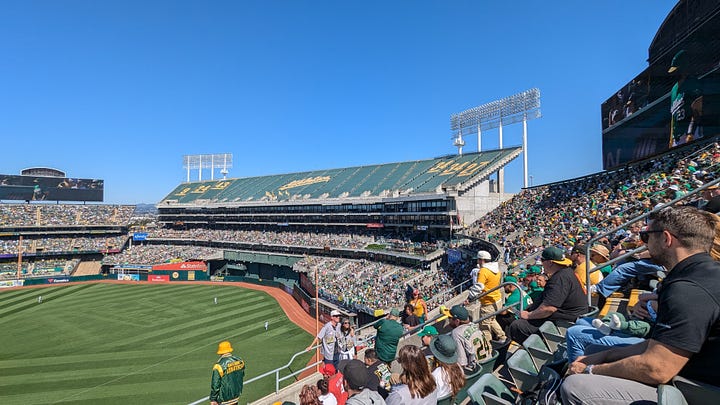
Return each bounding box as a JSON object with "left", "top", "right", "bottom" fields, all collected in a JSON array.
[{"left": 0, "top": 1, "right": 678, "bottom": 204}]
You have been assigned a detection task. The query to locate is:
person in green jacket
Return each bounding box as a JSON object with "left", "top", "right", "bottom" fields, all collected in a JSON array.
[
  {"left": 210, "top": 341, "right": 245, "bottom": 405},
  {"left": 374, "top": 308, "right": 404, "bottom": 365}
]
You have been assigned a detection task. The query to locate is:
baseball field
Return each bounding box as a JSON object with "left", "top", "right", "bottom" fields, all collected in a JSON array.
[{"left": 0, "top": 282, "right": 314, "bottom": 404}]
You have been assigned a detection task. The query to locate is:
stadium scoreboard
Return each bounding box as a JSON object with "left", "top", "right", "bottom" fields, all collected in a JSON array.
[{"left": 0, "top": 174, "right": 104, "bottom": 202}]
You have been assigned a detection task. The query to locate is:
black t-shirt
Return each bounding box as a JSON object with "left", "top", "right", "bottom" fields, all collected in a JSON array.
[
  {"left": 652, "top": 253, "right": 720, "bottom": 385},
  {"left": 365, "top": 361, "right": 390, "bottom": 399},
  {"left": 528, "top": 266, "right": 587, "bottom": 321},
  {"left": 401, "top": 313, "right": 419, "bottom": 327}
]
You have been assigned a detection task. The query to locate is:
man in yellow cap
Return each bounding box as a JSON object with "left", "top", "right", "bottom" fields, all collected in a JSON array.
[
  {"left": 508, "top": 247, "right": 587, "bottom": 343},
  {"left": 210, "top": 341, "right": 245, "bottom": 405}
]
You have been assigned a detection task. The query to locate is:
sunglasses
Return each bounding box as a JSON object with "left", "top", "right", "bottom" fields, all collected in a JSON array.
[{"left": 639, "top": 229, "right": 664, "bottom": 243}]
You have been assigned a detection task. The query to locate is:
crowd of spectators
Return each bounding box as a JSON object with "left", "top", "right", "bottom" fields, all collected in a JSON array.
[
  {"left": 0, "top": 258, "right": 79, "bottom": 279},
  {"left": 0, "top": 204, "right": 135, "bottom": 227},
  {"left": 293, "top": 256, "right": 454, "bottom": 313},
  {"left": 468, "top": 140, "right": 720, "bottom": 264},
  {"left": 148, "top": 228, "right": 440, "bottom": 256},
  {"left": 101, "top": 245, "right": 221, "bottom": 266},
  {"left": 0, "top": 235, "right": 127, "bottom": 255}
]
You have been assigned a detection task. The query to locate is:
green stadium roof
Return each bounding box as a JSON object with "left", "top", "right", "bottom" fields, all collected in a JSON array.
[{"left": 160, "top": 147, "right": 522, "bottom": 206}]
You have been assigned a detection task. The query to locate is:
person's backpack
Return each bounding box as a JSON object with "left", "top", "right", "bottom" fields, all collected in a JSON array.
[{"left": 516, "top": 359, "right": 566, "bottom": 405}]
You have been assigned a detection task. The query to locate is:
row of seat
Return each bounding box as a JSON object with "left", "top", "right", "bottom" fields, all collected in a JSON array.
[{"left": 465, "top": 317, "right": 720, "bottom": 405}]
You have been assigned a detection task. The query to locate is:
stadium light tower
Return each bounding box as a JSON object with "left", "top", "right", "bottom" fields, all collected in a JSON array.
[
  {"left": 183, "top": 153, "right": 233, "bottom": 182},
  {"left": 450, "top": 88, "right": 541, "bottom": 190}
]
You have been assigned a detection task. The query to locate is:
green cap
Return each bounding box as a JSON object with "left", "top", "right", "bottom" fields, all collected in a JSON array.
[
  {"left": 418, "top": 325, "right": 438, "bottom": 337},
  {"left": 504, "top": 275, "right": 518, "bottom": 284}
]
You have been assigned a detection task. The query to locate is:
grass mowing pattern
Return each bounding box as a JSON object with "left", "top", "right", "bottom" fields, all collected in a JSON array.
[{"left": 0, "top": 283, "right": 313, "bottom": 404}]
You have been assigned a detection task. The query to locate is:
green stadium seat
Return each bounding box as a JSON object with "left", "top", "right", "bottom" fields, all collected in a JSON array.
[
  {"left": 672, "top": 375, "right": 720, "bottom": 404},
  {"left": 538, "top": 321, "right": 565, "bottom": 352},
  {"left": 467, "top": 373, "right": 516, "bottom": 405},
  {"left": 506, "top": 349, "right": 538, "bottom": 392},
  {"left": 658, "top": 384, "right": 688, "bottom": 405},
  {"left": 522, "top": 333, "right": 554, "bottom": 370},
  {"left": 453, "top": 350, "right": 499, "bottom": 404},
  {"left": 436, "top": 393, "right": 454, "bottom": 405}
]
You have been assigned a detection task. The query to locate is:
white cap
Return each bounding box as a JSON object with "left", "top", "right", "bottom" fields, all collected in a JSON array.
[
  {"left": 330, "top": 309, "right": 342, "bottom": 317},
  {"left": 477, "top": 250, "right": 492, "bottom": 260}
]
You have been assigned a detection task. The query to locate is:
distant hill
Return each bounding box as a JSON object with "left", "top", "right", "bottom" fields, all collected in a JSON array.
[{"left": 133, "top": 203, "right": 158, "bottom": 215}]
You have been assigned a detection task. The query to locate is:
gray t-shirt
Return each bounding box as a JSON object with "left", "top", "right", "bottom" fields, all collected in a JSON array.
[
  {"left": 385, "top": 384, "right": 437, "bottom": 405},
  {"left": 317, "top": 321, "right": 338, "bottom": 360}
]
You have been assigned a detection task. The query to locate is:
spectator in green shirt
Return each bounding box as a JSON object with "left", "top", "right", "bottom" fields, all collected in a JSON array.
[{"left": 374, "top": 308, "right": 404, "bottom": 365}]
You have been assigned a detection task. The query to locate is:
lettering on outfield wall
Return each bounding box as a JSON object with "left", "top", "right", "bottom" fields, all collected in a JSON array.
[{"left": 278, "top": 176, "right": 331, "bottom": 191}]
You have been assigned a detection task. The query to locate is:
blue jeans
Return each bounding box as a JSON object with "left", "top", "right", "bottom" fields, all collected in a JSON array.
[
  {"left": 595, "top": 259, "right": 664, "bottom": 297},
  {"left": 565, "top": 323, "right": 645, "bottom": 362}
]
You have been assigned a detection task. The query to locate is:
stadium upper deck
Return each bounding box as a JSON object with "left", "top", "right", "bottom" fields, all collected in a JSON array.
[{"left": 158, "top": 148, "right": 522, "bottom": 237}]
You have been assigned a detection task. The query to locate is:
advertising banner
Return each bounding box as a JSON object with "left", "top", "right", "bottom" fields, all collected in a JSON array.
[
  {"left": 148, "top": 274, "right": 170, "bottom": 282},
  {"left": 133, "top": 233, "right": 148, "bottom": 241},
  {"left": 151, "top": 261, "right": 206, "bottom": 271},
  {"left": 447, "top": 249, "right": 462, "bottom": 264},
  {"left": 116, "top": 274, "right": 140, "bottom": 281},
  {"left": 0, "top": 280, "right": 24, "bottom": 288}
]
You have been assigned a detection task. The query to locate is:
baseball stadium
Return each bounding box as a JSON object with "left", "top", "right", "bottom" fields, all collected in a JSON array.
[{"left": 2, "top": 1, "right": 720, "bottom": 404}]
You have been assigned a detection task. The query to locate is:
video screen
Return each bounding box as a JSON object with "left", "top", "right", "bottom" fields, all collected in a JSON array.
[
  {"left": 601, "top": 47, "right": 720, "bottom": 169},
  {"left": 0, "top": 175, "right": 104, "bottom": 201}
]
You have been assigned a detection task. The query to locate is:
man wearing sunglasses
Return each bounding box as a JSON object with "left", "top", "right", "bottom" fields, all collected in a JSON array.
[
  {"left": 563, "top": 206, "right": 720, "bottom": 404},
  {"left": 307, "top": 309, "right": 343, "bottom": 367}
]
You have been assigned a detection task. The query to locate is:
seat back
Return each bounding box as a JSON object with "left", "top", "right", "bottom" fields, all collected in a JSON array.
[
  {"left": 436, "top": 393, "right": 454, "bottom": 405},
  {"left": 538, "top": 322, "right": 564, "bottom": 352},
  {"left": 658, "top": 384, "right": 688, "bottom": 405},
  {"left": 467, "top": 373, "right": 515, "bottom": 405},
  {"left": 672, "top": 375, "right": 720, "bottom": 405},
  {"left": 454, "top": 349, "right": 501, "bottom": 403},
  {"left": 481, "top": 391, "right": 515, "bottom": 405},
  {"left": 522, "top": 334, "right": 553, "bottom": 370},
  {"left": 506, "top": 349, "right": 539, "bottom": 392},
  {"left": 478, "top": 349, "right": 500, "bottom": 374}
]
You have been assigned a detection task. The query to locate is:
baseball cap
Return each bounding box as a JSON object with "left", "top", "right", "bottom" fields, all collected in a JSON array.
[
  {"left": 389, "top": 308, "right": 401, "bottom": 317},
  {"left": 340, "top": 359, "right": 368, "bottom": 390},
  {"left": 668, "top": 50, "right": 688, "bottom": 74},
  {"left": 541, "top": 246, "right": 572, "bottom": 266},
  {"left": 320, "top": 363, "right": 336, "bottom": 376},
  {"left": 476, "top": 250, "right": 492, "bottom": 260},
  {"left": 330, "top": 310, "right": 341, "bottom": 317},
  {"left": 418, "top": 325, "right": 439, "bottom": 337},
  {"left": 449, "top": 304, "right": 469, "bottom": 321},
  {"left": 503, "top": 275, "right": 518, "bottom": 284}
]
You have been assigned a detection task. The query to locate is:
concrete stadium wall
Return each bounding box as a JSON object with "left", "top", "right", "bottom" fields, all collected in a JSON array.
[{"left": 455, "top": 180, "right": 515, "bottom": 225}]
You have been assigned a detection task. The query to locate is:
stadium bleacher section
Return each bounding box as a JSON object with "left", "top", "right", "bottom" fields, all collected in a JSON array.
[
  {"left": 467, "top": 139, "right": 720, "bottom": 265},
  {"left": 161, "top": 149, "right": 521, "bottom": 204}
]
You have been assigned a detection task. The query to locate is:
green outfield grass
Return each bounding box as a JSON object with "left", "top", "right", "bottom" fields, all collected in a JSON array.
[{"left": 0, "top": 283, "right": 313, "bottom": 405}]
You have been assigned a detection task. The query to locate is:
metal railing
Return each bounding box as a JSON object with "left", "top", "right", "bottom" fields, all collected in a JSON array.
[
  {"left": 583, "top": 176, "right": 720, "bottom": 306},
  {"left": 188, "top": 278, "right": 523, "bottom": 404}
]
